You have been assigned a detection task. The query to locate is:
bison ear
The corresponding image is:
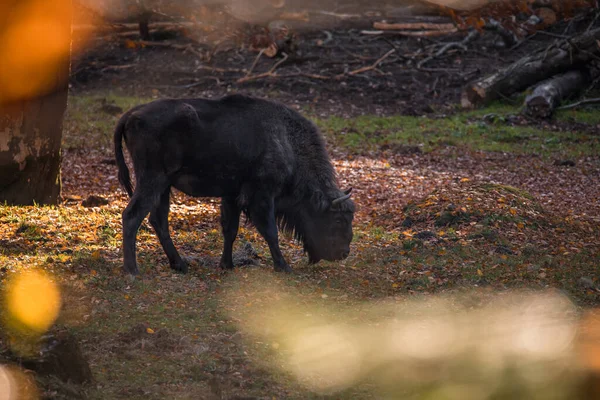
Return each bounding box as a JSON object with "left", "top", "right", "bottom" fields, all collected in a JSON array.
[{"left": 311, "top": 190, "right": 329, "bottom": 212}]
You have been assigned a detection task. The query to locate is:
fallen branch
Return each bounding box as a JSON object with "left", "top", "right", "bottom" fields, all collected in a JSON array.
[
  {"left": 237, "top": 53, "right": 289, "bottom": 83},
  {"left": 114, "top": 30, "right": 153, "bottom": 38},
  {"left": 394, "top": 29, "right": 458, "bottom": 37},
  {"left": 361, "top": 29, "right": 458, "bottom": 37},
  {"left": 245, "top": 48, "right": 266, "bottom": 77},
  {"left": 152, "top": 76, "right": 223, "bottom": 88},
  {"left": 195, "top": 65, "right": 245, "bottom": 74},
  {"left": 373, "top": 21, "right": 456, "bottom": 31},
  {"left": 361, "top": 30, "right": 387, "bottom": 36},
  {"left": 557, "top": 97, "right": 600, "bottom": 110},
  {"left": 524, "top": 69, "right": 589, "bottom": 118},
  {"left": 235, "top": 49, "right": 397, "bottom": 84},
  {"left": 236, "top": 71, "right": 330, "bottom": 84},
  {"left": 462, "top": 27, "right": 600, "bottom": 108},
  {"left": 337, "top": 49, "right": 396, "bottom": 78},
  {"left": 313, "top": 10, "right": 361, "bottom": 19},
  {"left": 278, "top": 11, "right": 309, "bottom": 22},
  {"left": 483, "top": 18, "right": 520, "bottom": 47},
  {"left": 100, "top": 64, "right": 136, "bottom": 73},
  {"left": 135, "top": 40, "right": 196, "bottom": 50},
  {"left": 418, "top": 30, "right": 480, "bottom": 69},
  {"left": 133, "top": 40, "right": 208, "bottom": 59},
  {"left": 318, "top": 30, "right": 333, "bottom": 46}
]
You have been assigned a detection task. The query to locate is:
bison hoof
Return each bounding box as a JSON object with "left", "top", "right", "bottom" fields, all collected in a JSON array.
[
  {"left": 123, "top": 265, "right": 139, "bottom": 276},
  {"left": 274, "top": 264, "right": 294, "bottom": 274},
  {"left": 170, "top": 259, "right": 188, "bottom": 274},
  {"left": 219, "top": 261, "right": 235, "bottom": 270}
]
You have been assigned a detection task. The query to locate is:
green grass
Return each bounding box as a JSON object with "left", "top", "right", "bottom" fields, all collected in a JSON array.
[
  {"left": 64, "top": 93, "right": 152, "bottom": 149},
  {"left": 314, "top": 103, "right": 599, "bottom": 157},
  {"left": 556, "top": 107, "right": 600, "bottom": 124}
]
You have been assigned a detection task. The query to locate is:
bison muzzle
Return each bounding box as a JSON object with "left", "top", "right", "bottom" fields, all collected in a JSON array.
[{"left": 114, "top": 94, "right": 355, "bottom": 275}]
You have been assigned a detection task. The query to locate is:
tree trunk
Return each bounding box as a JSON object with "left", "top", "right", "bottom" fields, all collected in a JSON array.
[
  {"left": 138, "top": 11, "right": 152, "bottom": 41},
  {"left": 462, "top": 27, "right": 600, "bottom": 108},
  {"left": 0, "top": 1, "right": 71, "bottom": 205},
  {"left": 524, "top": 69, "right": 589, "bottom": 118}
]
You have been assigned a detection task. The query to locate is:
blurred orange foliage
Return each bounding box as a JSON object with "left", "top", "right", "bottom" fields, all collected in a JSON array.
[
  {"left": 437, "top": 0, "right": 598, "bottom": 33},
  {"left": 0, "top": 0, "right": 96, "bottom": 104}
]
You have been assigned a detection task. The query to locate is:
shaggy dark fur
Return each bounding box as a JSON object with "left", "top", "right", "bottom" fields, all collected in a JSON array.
[{"left": 114, "top": 94, "right": 355, "bottom": 275}]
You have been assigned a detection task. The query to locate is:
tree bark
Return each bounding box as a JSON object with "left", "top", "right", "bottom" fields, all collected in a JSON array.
[
  {"left": 462, "top": 27, "right": 600, "bottom": 108},
  {"left": 524, "top": 69, "right": 589, "bottom": 118},
  {"left": 0, "top": 1, "right": 71, "bottom": 205}
]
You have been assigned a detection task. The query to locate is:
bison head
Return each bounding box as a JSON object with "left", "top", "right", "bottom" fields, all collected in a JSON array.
[{"left": 302, "top": 188, "right": 355, "bottom": 263}]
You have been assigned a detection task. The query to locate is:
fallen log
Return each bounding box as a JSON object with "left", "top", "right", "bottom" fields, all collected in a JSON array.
[
  {"left": 462, "top": 27, "right": 600, "bottom": 108},
  {"left": 524, "top": 69, "right": 589, "bottom": 118}
]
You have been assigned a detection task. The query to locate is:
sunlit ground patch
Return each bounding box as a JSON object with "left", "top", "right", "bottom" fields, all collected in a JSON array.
[
  {"left": 223, "top": 271, "right": 587, "bottom": 398},
  {"left": 0, "top": 365, "right": 39, "bottom": 400}
]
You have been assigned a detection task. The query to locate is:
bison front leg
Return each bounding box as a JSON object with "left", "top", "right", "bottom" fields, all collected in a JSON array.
[
  {"left": 248, "top": 195, "right": 293, "bottom": 273},
  {"left": 219, "top": 196, "right": 241, "bottom": 270},
  {"left": 149, "top": 188, "right": 187, "bottom": 273}
]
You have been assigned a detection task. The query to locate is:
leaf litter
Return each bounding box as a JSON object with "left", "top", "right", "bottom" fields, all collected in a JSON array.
[{"left": 1, "top": 103, "right": 599, "bottom": 399}]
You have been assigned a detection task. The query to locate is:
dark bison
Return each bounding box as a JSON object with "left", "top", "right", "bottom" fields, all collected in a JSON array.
[{"left": 114, "top": 94, "right": 355, "bottom": 275}]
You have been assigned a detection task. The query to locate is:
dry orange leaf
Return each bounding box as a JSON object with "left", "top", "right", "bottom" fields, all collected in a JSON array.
[{"left": 124, "top": 39, "right": 137, "bottom": 49}]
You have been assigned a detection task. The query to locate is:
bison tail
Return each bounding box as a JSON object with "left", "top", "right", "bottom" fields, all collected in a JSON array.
[{"left": 114, "top": 114, "right": 134, "bottom": 197}]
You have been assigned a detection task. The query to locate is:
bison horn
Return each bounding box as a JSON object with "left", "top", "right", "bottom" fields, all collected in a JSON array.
[{"left": 332, "top": 188, "right": 352, "bottom": 206}]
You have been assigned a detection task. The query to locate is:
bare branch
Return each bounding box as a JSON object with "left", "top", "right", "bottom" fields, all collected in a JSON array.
[
  {"left": 337, "top": 49, "right": 396, "bottom": 78},
  {"left": 557, "top": 97, "right": 600, "bottom": 110},
  {"left": 245, "top": 49, "right": 266, "bottom": 77},
  {"left": 373, "top": 21, "right": 456, "bottom": 31},
  {"left": 418, "top": 30, "right": 479, "bottom": 70}
]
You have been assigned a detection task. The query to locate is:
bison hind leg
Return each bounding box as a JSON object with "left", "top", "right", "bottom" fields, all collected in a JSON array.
[
  {"left": 149, "top": 187, "right": 187, "bottom": 273},
  {"left": 122, "top": 186, "right": 163, "bottom": 275}
]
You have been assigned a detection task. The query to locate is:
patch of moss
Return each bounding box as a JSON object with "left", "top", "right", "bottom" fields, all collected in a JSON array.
[{"left": 315, "top": 106, "right": 599, "bottom": 158}]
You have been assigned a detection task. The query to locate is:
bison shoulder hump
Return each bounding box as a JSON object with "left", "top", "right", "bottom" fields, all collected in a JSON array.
[{"left": 221, "top": 93, "right": 255, "bottom": 104}]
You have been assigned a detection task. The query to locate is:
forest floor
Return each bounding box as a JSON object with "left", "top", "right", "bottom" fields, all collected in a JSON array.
[{"left": 2, "top": 8, "right": 600, "bottom": 400}]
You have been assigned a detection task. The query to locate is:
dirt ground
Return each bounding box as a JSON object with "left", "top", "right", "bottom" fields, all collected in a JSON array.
[{"left": 71, "top": 4, "right": 600, "bottom": 117}]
